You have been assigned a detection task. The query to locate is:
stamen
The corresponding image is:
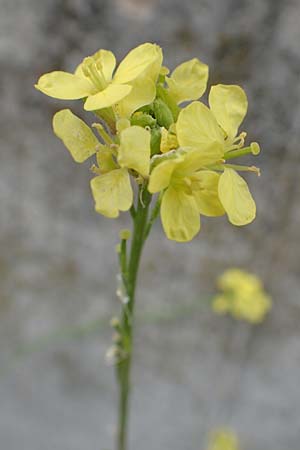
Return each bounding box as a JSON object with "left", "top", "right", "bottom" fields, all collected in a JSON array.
[
  {"left": 82, "top": 57, "right": 106, "bottom": 91},
  {"left": 225, "top": 163, "right": 261, "bottom": 176},
  {"left": 208, "top": 163, "right": 261, "bottom": 176},
  {"left": 92, "top": 123, "right": 114, "bottom": 146}
]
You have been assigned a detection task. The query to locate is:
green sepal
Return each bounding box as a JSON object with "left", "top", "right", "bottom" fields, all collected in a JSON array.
[
  {"left": 153, "top": 98, "right": 174, "bottom": 129},
  {"left": 156, "top": 85, "right": 180, "bottom": 121},
  {"left": 150, "top": 126, "right": 162, "bottom": 156},
  {"left": 130, "top": 111, "right": 157, "bottom": 128}
]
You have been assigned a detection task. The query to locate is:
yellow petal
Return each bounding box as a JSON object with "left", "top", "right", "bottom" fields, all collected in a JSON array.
[
  {"left": 116, "top": 77, "right": 156, "bottom": 118},
  {"left": 35, "top": 71, "right": 95, "bottom": 99},
  {"left": 160, "top": 127, "right": 178, "bottom": 153},
  {"left": 113, "top": 43, "right": 163, "bottom": 84},
  {"left": 209, "top": 84, "right": 248, "bottom": 141},
  {"left": 84, "top": 84, "right": 132, "bottom": 111},
  {"left": 90, "top": 169, "right": 133, "bottom": 218},
  {"left": 96, "top": 145, "right": 117, "bottom": 173},
  {"left": 218, "top": 169, "right": 256, "bottom": 225},
  {"left": 161, "top": 186, "right": 200, "bottom": 242},
  {"left": 118, "top": 126, "right": 151, "bottom": 177},
  {"left": 53, "top": 109, "right": 99, "bottom": 163},
  {"left": 175, "top": 144, "right": 224, "bottom": 177},
  {"left": 148, "top": 157, "right": 183, "bottom": 193},
  {"left": 91, "top": 49, "right": 116, "bottom": 82},
  {"left": 75, "top": 49, "right": 116, "bottom": 83},
  {"left": 176, "top": 101, "right": 224, "bottom": 150},
  {"left": 190, "top": 170, "right": 225, "bottom": 216},
  {"left": 166, "top": 58, "right": 208, "bottom": 104}
]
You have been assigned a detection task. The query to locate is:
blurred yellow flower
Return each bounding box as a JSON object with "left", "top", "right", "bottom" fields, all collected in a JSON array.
[
  {"left": 212, "top": 269, "right": 272, "bottom": 324},
  {"left": 207, "top": 428, "right": 240, "bottom": 450},
  {"left": 35, "top": 43, "right": 162, "bottom": 113}
]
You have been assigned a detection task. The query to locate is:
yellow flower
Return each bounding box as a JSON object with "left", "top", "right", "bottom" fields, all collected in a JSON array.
[
  {"left": 207, "top": 428, "right": 240, "bottom": 450},
  {"left": 91, "top": 125, "right": 151, "bottom": 217},
  {"left": 148, "top": 146, "right": 224, "bottom": 242},
  {"left": 35, "top": 43, "right": 162, "bottom": 114},
  {"left": 212, "top": 269, "right": 272, "bottom": 324},
  {"left": 166, "top": 58, "right": 209, "bottom": 104},
  {"left": 52, "top": 108, "right": 151, "bottom": 218},
  {"left": 176, "top": 87, "right": 257, "bottom": 226}
]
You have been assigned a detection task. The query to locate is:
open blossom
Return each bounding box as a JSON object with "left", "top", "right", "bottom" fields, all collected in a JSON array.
[
  {"left": 175, "top": 85, "right": 259, "bottom": 228},
  {"left": 52, "top": 109, "right": 150, "bottom": 217},
  {"left": 35, "top": 42, "right": 261, "bottom": 243},
  {"left": 148, "top": 147, "right": 224, "bottom": 241},
  {"left": 35, "top": 43, "right": 162, "bottom": 115}
]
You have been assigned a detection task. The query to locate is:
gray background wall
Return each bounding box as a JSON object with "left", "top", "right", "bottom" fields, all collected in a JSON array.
[{"left": 1, "top": 0, "right": 300, "bottom": 449}]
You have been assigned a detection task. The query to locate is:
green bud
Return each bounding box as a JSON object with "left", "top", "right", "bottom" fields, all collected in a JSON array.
[
  {"left": 137, "top": 104, "right": 153, "bottom": 115},
  {"left": 153, "top": 98, "right": 174, "bottom": 129},
  {"left": 130, "top": 111, "right": 157, "bottom": 128},
  {"left": 150, "top": 127, "right": 162, "bottom": 156},
  {"left": 156, "top": 85, "right": 180, "bottom": 121}
]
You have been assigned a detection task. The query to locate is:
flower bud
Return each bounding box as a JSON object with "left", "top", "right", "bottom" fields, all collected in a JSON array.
[
  {"left": 150, "top": 127, "right": 162, "bottom": 156},
  {"left": 110, "top": 317, "right": 120, "bottom": 329},
  {"left": 153, "top": 98, "right": 174, "bottom": 129},
  {"left": 119, "top": 229, "right": 131, "bottom": 240},
  {"left": 131, "top": 112, "right": 156, "bottom": 128}
]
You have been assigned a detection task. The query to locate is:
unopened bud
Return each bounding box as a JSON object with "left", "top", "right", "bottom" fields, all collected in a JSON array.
[
  {"left": 110, "top": 317, "right": 120, "bottom": 329},
  {"left": 150, "top": 127, "right": 162, "bottom": 155},
  {"left": 112, "top": 332, "right": 122, "bottom": 344},
  {"left": 119, "top": 229, "right": 131, "bottom": 240},
  {"left": 131, "top": 112, "right": 156, "bottom": 128},
  {"left": 153, "top": 98, "right": 174, "bottom": 129}
]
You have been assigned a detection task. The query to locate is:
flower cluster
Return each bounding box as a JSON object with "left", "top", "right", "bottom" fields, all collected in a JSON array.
[
  {"left": 212, "top": 269, "right": 272, "bottom": 323},
  {"left": 36, "top": 42, "right": 261, "bottom": 242},
  {"left": 207, "top": 428, "right": 240, "bottom": 450}
]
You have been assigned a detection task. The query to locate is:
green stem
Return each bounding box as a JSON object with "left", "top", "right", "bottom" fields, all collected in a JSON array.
[
  {"left": 223, "top": 146, "right": 252, "bottom": 160},
  {"left": 143, "top": 195, "right": 162, "bottom": 242},
  {"left": 116, "top": 188, "right": 152, "bottom": 450}
]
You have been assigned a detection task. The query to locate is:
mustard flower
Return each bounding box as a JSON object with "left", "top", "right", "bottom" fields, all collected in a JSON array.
[
  {"left": 148, "top": 146, "right": 224, "bottom": 242},
  {"left": 52, "top": 109, "right": 151, "bottom": 217},
  {"left": 36, "top": 43, "right": 264, "bottom": 450},
  {"left": 35, "top": 43, "right": 162, "bottom": 115},
  {"left": 36, "top": 42, "right": 261, "bottom": 243},
  {"left": 176, "top": 85, "right": 259, "bottom": 227},
  {"left": 212, "top": 269, "right": 272, "bottom": 324},
  {"left": 207, "top": 428, "right": 240, "bottom": 450}
]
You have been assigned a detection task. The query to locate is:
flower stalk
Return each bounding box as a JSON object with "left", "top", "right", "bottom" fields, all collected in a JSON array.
[
  {"left": 116, "top": 187, "right": 152, "bottom": 450},
  {"left": 35, "top": 42, "right": 262, "bottom": 450}
]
